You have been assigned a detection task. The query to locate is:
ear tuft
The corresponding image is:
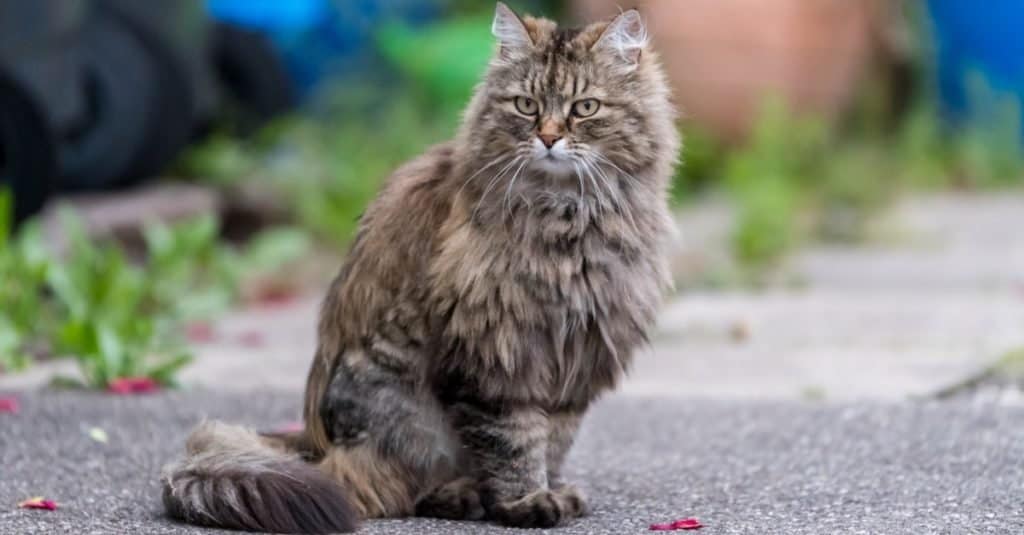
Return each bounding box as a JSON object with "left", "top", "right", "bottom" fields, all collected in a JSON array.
[
  {"left": 593, "top": 9, "right": 648, "bottom": 66},
  {"left": 492, "top": 2, "right": 532, "bottom": 52}
]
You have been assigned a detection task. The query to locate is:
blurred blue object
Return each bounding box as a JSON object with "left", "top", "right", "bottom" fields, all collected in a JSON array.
[
  {"left": 207, "top": 0, "right": 329, "bottom": 29},
  {"left": 206, "top": 0, "right": 441, "bottom": 97},
  {"left": 927, "top": 0, "right": 1024, "bottom": 132}
]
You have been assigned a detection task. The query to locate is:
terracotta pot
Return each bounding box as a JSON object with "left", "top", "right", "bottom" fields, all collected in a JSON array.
[{"left": 573, "top": 0, "right": 879, "bottom": 142}]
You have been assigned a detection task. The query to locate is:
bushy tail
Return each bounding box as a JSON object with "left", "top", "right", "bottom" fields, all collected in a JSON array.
[{"left": 162, "top": 421, "right": 358, "bottom": 534}]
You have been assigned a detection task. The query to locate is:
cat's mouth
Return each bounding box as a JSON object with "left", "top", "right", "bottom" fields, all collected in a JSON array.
[
  {"left": 530, "top": 138, "right": 574, "bottom": 176},
  {"left": 532, "top": 153, "right": 574, "bottom": 176}
]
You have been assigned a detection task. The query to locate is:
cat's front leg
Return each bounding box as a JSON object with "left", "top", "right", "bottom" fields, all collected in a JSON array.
[
  {"left": 546, "top": 410, "right": 583, "bottom": 489},
  {"left": 453, "top": 402, "right": 585, "bottom": 528}
]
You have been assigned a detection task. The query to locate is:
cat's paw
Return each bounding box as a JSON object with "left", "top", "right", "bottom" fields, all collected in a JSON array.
[
  {"left": 490, "top": 487, "right": 586, "bottom": 528},
  {"left": 415, "top": 478, "right": 485, "bottom": 520},
  {"left": 554, "top": 484, "right": 588, "bottom": 517}
]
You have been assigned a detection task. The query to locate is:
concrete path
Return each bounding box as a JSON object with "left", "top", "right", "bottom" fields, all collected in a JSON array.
[
  {"left": 6, "top": 193, "right": 1023, "bottom": 400},
  {"left": 2, "top": 391, "right": 1022, "bottom": 535},
  {"left": 2, "top": 192, "right": 1023, "bottom": 534}
]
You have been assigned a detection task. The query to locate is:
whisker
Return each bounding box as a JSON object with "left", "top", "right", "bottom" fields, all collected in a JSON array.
[
  {"left": 592, "top": 152, "right": 638, "bottom": 183},
  {"left": 472, "top": 156, "right": 522, "bottom": 221},
  {"left": 570, "top": 159, "right": 587, "bottom": 210},
  {"left": 580, "top": 157, "right": 612, "bottom": 212},
  {"left": 581, "top": 161, "right": 607, "bottom": 212},
  {"left": 456, "top": 154, "right": 512, "bottom": 199},
  {"left": 503, "top": 157, "right": 530, "bottom": 219},
  {"left": 588, "top": 154, "right": 643, "bottom": 236}
]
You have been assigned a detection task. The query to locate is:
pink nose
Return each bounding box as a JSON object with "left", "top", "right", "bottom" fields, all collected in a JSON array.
[{"left": 538, "top": 134, "right": 562, "bottom": 148}]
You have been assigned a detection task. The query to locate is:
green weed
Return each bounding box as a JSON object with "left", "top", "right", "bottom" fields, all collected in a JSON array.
[{"left": 0, "top": 191, "right": 308, "bottom": 388}]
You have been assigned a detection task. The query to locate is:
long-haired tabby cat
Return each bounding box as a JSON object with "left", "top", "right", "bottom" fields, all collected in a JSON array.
[{"left": 162, "top": 3, "right": 678, "bottom": 532}]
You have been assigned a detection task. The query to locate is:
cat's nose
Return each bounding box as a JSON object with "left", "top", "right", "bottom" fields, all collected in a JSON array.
[{"left": 538, "top": 133, "right": 562, "bottom": 149}]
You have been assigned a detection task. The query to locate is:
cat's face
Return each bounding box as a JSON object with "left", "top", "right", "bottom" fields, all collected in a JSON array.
[{"left": 461, "top": 3, "right": 676, "bottom": 194}]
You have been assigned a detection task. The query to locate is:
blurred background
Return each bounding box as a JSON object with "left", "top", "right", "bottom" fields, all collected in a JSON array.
[{"left": 1, "top": 0, "right": 1023, "bottom": 401}]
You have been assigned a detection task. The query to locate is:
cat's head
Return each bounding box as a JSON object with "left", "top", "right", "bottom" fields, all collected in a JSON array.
[{"left": 459, "top": 3, "right": 677, "bottom": 192}]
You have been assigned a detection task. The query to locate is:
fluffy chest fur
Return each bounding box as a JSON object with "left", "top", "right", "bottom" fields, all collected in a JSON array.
[{"left": 428, "top": 188, "right": 671, "bottom": 410}]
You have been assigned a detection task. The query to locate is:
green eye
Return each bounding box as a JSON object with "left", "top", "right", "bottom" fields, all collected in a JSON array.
[
  {"left": 572, "top": 98, "right": 600, "bottom": 118},
  {"left": 514, "top": 96, "right": 539, "bottom": 115}
]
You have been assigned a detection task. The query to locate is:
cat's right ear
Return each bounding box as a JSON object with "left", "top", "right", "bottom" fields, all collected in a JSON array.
[{"left": 492, "top": 2, "right": 533, "bottom": 58}]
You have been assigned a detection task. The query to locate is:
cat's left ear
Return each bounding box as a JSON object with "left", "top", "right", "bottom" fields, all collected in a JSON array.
[
  {"left": 492, "top": 2, "right": 533, "bottom": 57},
  {"left": 592, "top": 9, "right": 647, "bottom": 68}
]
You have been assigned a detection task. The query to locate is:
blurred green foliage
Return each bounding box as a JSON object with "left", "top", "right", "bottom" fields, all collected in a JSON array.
[
  {"left": 684, "top": 88, "right": 1024, "bottom": 270},
  {"left": 376, "top": 15, "right": 494, "bottom": 116},
  {"left": 181, "top": 7, "right": 1024, "bottom": 277},
  {"left": 182, "top": 94, "right": 452, "bottom": 247},
  {"left": 0, "top": 190, "right": 308, "bottom": 388}
]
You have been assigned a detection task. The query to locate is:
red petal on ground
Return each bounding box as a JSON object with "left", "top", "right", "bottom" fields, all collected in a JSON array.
[
  {"left": 237, "top": 331, "right": 266, "bottom": 348},
  {"left": 18, "top": 497, "right": 57, "bottom": 510},
  {"left": 185, "top": 322, "right": 217, "bottom": 344},
  {"left": 253, "top": 287, "right": 297, "bottom": 308},
  {"left": 673, "top": 518, "right": 703, "bottom": 530},
  {"left": 0, "top": 397, "right": 19, "bottom": 413},
  {"left": 650, "top": 518, "right": 703, "bottom": 531},
  {"left": 107, "top": 377, "right": 160, "bottom": 395}
]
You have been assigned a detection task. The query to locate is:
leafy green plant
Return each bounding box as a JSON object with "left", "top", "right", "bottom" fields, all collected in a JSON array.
[
  {"left": 45, "top": 211, "right": 195, "bottom": 387},
  {"left": 0, "top": 193, "right": 310, "bottom": 388},
  {"left": 0, "top": 191, "right": 51, "bottom": 371},
  {"left": 376, "top": 15, "right": 494, "bottom": 115},
  {"left": 180, "top": 91, "right": 452, "bottom": 248},
  {"left": 952, "top": 75, "right": 1024, "bottom": 187},
  {"left": 673, "top": 124, "right": 726, "bottom": 204},
  {"left": 143, "top": 215, "right": 240, "bottom": 320},
  {"left": 721, "top": 100, "right": 828, "bottom": 267}
]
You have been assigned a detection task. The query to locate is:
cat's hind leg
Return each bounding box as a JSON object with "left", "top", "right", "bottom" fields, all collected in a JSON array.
[{"left": 319, "top": 348, "right": 459, "bottom": 516}]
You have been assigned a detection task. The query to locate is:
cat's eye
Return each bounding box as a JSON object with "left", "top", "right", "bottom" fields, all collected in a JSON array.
[
  {"left": 572, "top": 98, "right": 600, "bottom": 118},
  {"left": 514, "top": 96, "right": 539, "bottom": 116}
]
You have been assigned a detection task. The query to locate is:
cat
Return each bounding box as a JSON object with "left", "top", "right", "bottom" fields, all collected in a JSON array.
[{"left": 161, "top": 3, "right": 679, "bottom": 533}]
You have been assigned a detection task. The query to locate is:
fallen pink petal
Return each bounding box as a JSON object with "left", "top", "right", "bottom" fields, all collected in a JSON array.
[
  {"left": 18, "top": 497, "right": 57, "bottom": 511},
  {"left": 185, "top": 322, "right": 217, "bottom": 343},
  {"left": 650, "top": 517, "right": 703, "bottom": 531},
  {"left": 673, "top": 518, "right": 703, "bottom": 530},
  {"left": 0, "top": 397, "right": 19, "bottom": 414},
  {"left": 253, "top": 287, "right": 297, "bottom": 308},
  {"left": 237, "top": 331, "right": 266, "bottom": 348},
  {"left": 107, "top": 377, "right": 160, "bottom": 395}
]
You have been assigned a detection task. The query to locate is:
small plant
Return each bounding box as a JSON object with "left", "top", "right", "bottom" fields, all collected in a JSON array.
[
  {"left": 42, "top": 211, "right": 212, "bottom": 388},
  {"left": 0, "top": 191, "right": 50, "bottom": 371},
  {"left": 0, "top": 191, "right": 310, "bottom": 389},
  {"left": 180, "top": 91, "right": 452, "bottom": 248},
  {"left": 721, "top": 100, "right": 828, "bottom": 268}
]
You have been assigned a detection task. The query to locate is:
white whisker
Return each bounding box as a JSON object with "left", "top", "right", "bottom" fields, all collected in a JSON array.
[
  {"left": 456, "top": 155, "right": 512, "bottom": 199},
  {"left": 588, "top": 154, "right": 643, "bottom": 236},
  {"left": 580, "top": 157, "right": 611, "bottom": 211},
  {"left": 472, "top": 156, "right": 522, "bottom": 221},
  {"left": 570, "top": 160, "right": 586, "bottom": 210},
  {"left": 582, "top": 161, "right": 607, "bottom": 212},
  {"left": 503, "top": 157, "right": 530, "bottom": 219}
]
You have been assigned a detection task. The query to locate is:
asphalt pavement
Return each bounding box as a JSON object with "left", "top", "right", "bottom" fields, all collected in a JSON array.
[{"left": 1, "top": 390, "right": 1022, "bottom": 534}]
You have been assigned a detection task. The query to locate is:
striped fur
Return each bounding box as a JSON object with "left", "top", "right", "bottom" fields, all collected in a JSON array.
[
  {"left": 161, "top": 422, "right": 357, "bottom": 534},
  {"left": 162, "top": 3, "right": 678, "bottom": 531}
]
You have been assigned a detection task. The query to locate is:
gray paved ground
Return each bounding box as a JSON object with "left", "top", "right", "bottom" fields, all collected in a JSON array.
[
  {"left": 7, "top": 194, "right": 1024, "bottom": 401},
  {"left": 2, "top": 391, "right": 1022, "bottom": 534}
]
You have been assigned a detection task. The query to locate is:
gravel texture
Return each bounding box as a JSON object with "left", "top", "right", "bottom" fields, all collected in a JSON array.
[{"left": 2, "top": 391, "right": 1022, "bottom": 534}]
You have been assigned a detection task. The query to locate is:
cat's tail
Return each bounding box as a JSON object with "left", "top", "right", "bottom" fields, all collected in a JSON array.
[{"left": 161, "top": 420, "right": 358, "bottom": 534}]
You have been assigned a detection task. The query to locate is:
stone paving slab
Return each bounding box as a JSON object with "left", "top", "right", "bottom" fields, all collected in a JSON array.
[{"left": 634, "top": 289, "right": 1024, "bottom": 400}]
